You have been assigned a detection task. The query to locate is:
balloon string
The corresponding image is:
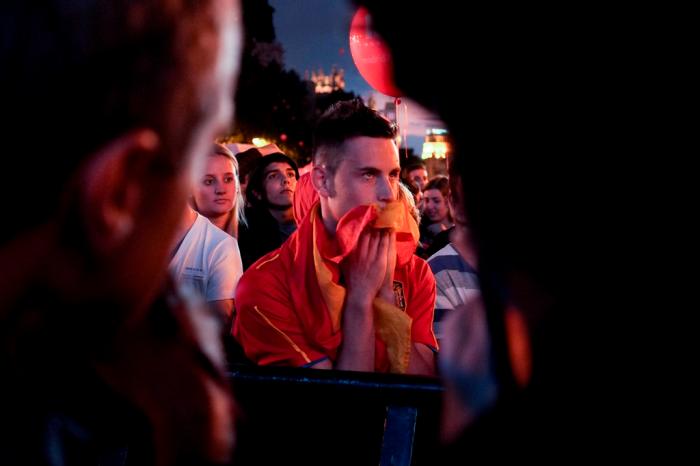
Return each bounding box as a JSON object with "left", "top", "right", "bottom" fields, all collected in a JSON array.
[{"left": 395, "top": 97, "right": 410, "bottom": 162}]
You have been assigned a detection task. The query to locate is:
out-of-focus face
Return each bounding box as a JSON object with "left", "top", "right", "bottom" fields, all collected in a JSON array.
[
  {"left": 186, "top": 0, "right": 242, "bottom": 191},
  {"left": 323, "top": 136, "right": 400, "bottom": 224},
  {"left": 127, "top": 0, "right": 242, "bottom": 309},
  {"left": 262, "top": 162, "right": 297, "bottom": 208},
  {"left": 422, "top": 188, "right": 449, "bottom": 223},
  {"left": 408, "top": 167, "right": 428, "bottom": 191},
  {"left": 193, "top": 155, "right": 237, "bottom": 218}
]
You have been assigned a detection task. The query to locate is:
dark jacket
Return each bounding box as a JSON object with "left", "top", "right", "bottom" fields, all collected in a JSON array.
[{"left": 238, "top": 207, "right": 296, "bottom": 270}]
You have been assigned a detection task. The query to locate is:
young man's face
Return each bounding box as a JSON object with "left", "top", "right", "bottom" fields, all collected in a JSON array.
[
  {"left": 408, "top": 167, "right": 428, "bottom": 191},
  {"left": 261, "top": 162, "right": 297, "bottom": 208},
  {"left": 324, "top": 136, "right": 401, "bottom": 223}
]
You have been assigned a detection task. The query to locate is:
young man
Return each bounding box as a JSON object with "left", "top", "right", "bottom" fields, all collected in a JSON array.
[
  {"left": 238, "top": 151, "right": 300, "bottom": 269},
  {"left": 0, "top": 0, "right": 242, "bottom": 464},
  {"left": 402, "top": 157, "right": 429, "bottom": 192},
  {"left": 401, "top": 157, "right": 428, "bottom": 207},
  {"left": 234, "top": 100, "right": 437, "bottom": 375}
]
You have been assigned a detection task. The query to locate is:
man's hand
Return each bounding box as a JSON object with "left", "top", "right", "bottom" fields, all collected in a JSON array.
[
  {"left": 342, "top": 228, "right": 391, "bottom": 301},
  {"left": 337, "top": 228, "right": 391, "bottom": 371}
]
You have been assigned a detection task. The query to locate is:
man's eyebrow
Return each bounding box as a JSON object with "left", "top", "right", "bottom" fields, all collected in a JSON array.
[{"left": 355, "top": 166, "right": 381, "bottom": 174}]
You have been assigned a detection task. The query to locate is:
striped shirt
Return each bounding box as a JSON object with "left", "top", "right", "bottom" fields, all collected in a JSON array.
[{"left": 427, "top": 243, "right": 480, "bottom": 341}]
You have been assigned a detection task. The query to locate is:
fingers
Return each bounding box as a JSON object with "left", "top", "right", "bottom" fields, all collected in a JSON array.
[
  {"left": 359, "top": 229, "right": 389, "bottom": 262},
  {"left": 376, "top": 229, "right": 390, "bottom": 260},
  {"left": 359, "top": 228, "right": 385, "bottom": 261},
  {"left": 357, "top": 227, "right": 371, "bottom": 259},
  {"left": 382, "top": 230, "right": 396, "bottom": 287},
  {"left": 387, "top": 230, "right": 396, "bottom": 257},
  {"left": 343, "top": 228, "right": 397, "bottom": 298}
]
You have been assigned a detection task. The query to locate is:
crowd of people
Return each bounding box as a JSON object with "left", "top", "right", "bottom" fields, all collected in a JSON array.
[{"left": 2, "top": 0, "right": 675, "bottom": 464}]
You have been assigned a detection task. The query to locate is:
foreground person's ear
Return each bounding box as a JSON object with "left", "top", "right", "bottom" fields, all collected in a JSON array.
[{"left": 80, "top": 129, "right": 161, "bottom": 252}]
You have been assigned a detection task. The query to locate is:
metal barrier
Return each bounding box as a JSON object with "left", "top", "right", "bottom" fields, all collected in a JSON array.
[{"left": 228, "top": 365, "right": 443, "bottom": 466}]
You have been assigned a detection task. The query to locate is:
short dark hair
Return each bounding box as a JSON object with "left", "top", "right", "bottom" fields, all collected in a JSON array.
[
  {"left": 401, "top": 156, "right": 428, "bottom": 186},
  {"left": 403, "top": 157, "right": 427, "bottom": 173},
  {"left": 245, "top": 153, "right": 299, "bottom": 209},
  {"left": 312, "top": 99, "right": 397, "bottom": 175},
  {"left": 1, "top": 0, "right": 218, "bottom": 240},
  {"left": 235, "top": 147, "right": 264, "bottom": 184}
]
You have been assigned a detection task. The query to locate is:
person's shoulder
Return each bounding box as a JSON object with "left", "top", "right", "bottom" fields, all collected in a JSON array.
[
  {"left": 197, "top": 214, "right": 224, "bottom": 237},
  {"left": 246, "top": 247, "right": 284, "bottom": 271},
  {"left": 427, "top": 244, "right": 467, "bottom": 273},
  {"left": 190, "top": 213, "right": 224, "bottom": 240},
  {"left": 238, "top": 243, "right": 291, "bottom": 285},
  {"left": 403, "top": 253, "right": 434, "bottom": 283},
  {"left": 406, "top": 252, "right": 429, "bottom": 269},
  {"left": 197, "top": 215, "right": 238, "bottom": 250},
  {"left": 427, "top": 243, "right": 458, "bottom": 263},
  {"left": 236, "top": 247, "right": 291, "bottom": 304}
]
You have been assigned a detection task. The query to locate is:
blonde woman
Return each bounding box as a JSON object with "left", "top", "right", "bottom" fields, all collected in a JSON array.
[
  {"left": 192, "top": 143, "right": 246, "bottom": 238},
  {"left": 170, "top": 143, "right": 246, "bottom": 324}
]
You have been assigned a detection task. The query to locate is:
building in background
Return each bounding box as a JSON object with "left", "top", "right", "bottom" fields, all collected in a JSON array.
[
  {"left": 422, "top": 128, "right": 450, "bottom": 177},
  {"left": 307, "top": 67, "right": 346, "bottom": 94},
  {"left": 421, "top": 128, "right": 450, "bottom": 159}
]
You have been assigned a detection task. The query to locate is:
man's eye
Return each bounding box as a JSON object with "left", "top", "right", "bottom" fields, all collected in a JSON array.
[{"left": 362, "top": 172, "right": 375, "bottom": 180}]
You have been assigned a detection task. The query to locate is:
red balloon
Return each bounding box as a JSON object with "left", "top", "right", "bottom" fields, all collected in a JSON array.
[{"left": 349, "top": 7, "right": 401, "bottom": 97}]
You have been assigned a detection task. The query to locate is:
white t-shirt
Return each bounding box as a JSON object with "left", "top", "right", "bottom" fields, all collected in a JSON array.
[{"left": 169, "top": 213, "right": 243, "bottom": 302}]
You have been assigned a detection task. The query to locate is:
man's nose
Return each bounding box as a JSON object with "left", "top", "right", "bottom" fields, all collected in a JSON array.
[{"left": 376, "top": 176, "right": 394, "bottom": 202}]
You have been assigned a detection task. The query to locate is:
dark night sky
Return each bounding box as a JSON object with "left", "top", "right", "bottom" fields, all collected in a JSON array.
[
  {"left": 268, "top": 0, "right": 444, "bottom": 153},
  {"left": 269, "top": 0, "right": 369, "bottom": 95}
]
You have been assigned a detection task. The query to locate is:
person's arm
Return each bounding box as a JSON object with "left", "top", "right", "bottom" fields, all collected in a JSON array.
[
  {"left": 407, "top": 343, "right": 436, "bottom": 375},
  {"left": 334, "top": 229, "right": 392, "bottom": 372},
  {"left": 439, "top": 296, "right": 498, "bottom": 441},
  {"left": 206, "top": 237, "right": 243, "bottom": 319},
  {"left": 334, "top": 293, "right": 376, "bottom": 371},
  {"left": 404, "top": 258, "right": 440, "bottom": 376},
  {"left": 209, "top": 299, "right": 235, "bottom": 330},
  {"left": 309, "top": 358, "right": 333, "bottom": 369}
]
